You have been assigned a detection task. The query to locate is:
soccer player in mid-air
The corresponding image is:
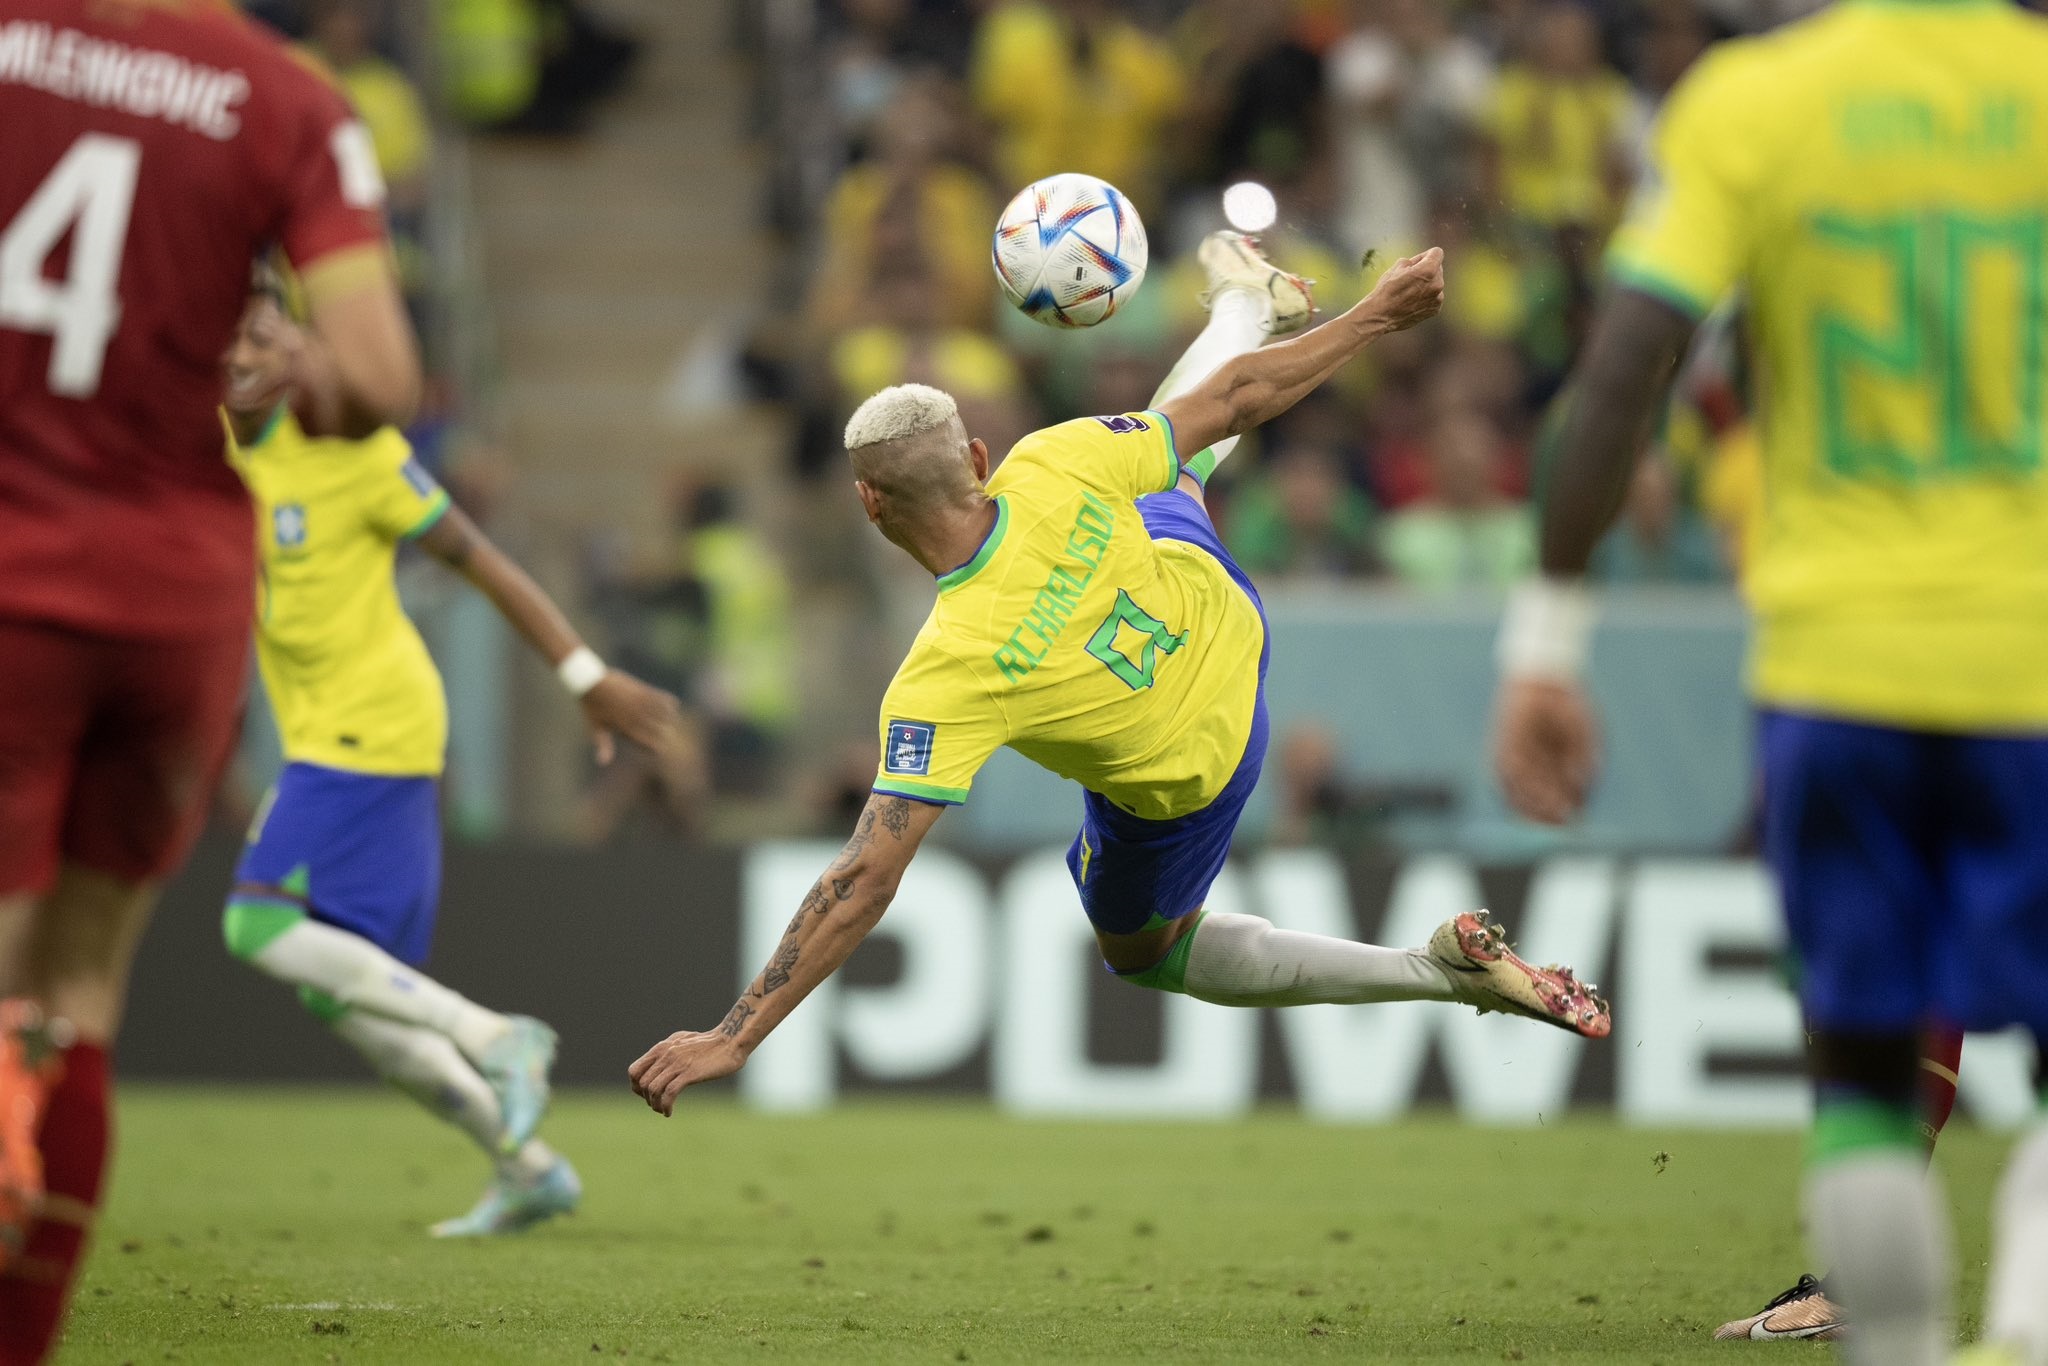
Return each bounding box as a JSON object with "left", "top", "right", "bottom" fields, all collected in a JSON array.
[
  {"left": 630, "top": 233, "right": 1611, "bottom": 1122},
  {"left": 2, "top": 1, "right": 423, "bottom": 1357},
  {"left": 217, "top": 284, "right": 689, "bottom": 1234},
  {"left": 1489, "top": 1, "right": 2048, "bottom": 1362}
]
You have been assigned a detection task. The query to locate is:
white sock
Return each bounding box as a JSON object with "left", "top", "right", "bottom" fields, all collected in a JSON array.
[
  {"left": 1178, "top": 911, "right": 1457, "bottom": 1007},
  {"left": 1987, "top": 1119, "right": 2048, "bottom": 1361},
  {"left": 332, "top": 1011, "right": 558, "bottom": 1184},
  {"left": 1148, "top": 288, "right": 1273, "bottom": 475},
  {"left": 252, "top": 919, "right": 511, "bottom": 1062},
  {"left": 1806, "top": 1150, "right": 1952, "bottom": 1366}
]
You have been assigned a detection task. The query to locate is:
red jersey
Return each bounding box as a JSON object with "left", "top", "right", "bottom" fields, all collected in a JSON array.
[{"left": 0, "top": 0, "right": 389, "bottom": 638}]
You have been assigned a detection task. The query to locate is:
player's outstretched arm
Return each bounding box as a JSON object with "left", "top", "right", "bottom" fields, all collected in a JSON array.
[
  {"left": 1493, "top": 287, "right": 1700, "bottom": 826},
  {"left": 629, "top": 793, "right": 944, "bottom": 1115},
  {"left": 416, "top": 506, "right": 690, "bottom": 765},
  {"left": 1157, "top": 248, "right": 1445, "bottom": 457}
]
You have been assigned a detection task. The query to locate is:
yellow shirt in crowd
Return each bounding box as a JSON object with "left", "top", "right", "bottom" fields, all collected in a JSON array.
[
  {"left": 1488, "top": 67, "right": 1632, "bottom": 228},
  {"left": 972, "top": 2, "right": 1183, "bottom": 203}
]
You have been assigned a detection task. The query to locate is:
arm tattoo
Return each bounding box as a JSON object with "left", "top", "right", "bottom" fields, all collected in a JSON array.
[
  {"left": 831, "top": 875, "right": 855, "bottom": 900},
  {"left": 835, "top": 805, "right": 878, "bottom": 868},
  {"left": 717, "top": 997, "right": 756, "bottom": 1039},
  {"left": 878, "top": 797, "right": 912, "bottom": 838},
  {"left": 761, "top": 936, "right": 800, "bottom": 995}
]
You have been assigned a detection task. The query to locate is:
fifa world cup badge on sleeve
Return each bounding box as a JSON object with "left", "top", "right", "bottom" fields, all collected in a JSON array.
[
  {"left": 1093, "top": 414, "right": 1151, "bottom": 435},
  {"left": 885, "top": 721, "right": 936, "bottom": 777}
]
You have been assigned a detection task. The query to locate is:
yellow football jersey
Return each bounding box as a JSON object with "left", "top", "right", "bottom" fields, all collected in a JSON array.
[
  {"left": 226, "top": 409, "right": 451, "bottom": 776},
  {"left": 1608, "top": 0, "right": 2048, "bottom": 731},
  {"left": 873, "top": 412, "right": 1264, "bottom": 820}
]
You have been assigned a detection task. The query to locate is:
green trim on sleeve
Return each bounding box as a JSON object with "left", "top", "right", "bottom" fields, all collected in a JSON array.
[
  {"left": 873, "top": 779, "right": 969, "bottom": 806},
  {"left": 936, "top": 494, "right": 1010, "bottom": 592},
  {"left": 399, "top": 488, "right": 452, "bottom": 540},
  {"left": 1606, "top": 259, "right": 1716, "bottom": 322},
  {"left": 1144, "top": 410, "right": 1181, "bottom": 492}
]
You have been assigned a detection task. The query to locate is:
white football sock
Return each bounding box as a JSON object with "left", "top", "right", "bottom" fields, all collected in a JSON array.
[
  {"left": 333, "top": 1011, "right": 559, "bottom": 1184},
  {"left": 1180, "top": 911, "right": 1457, "bottom": 1007},
  {"left": 251, "top": 918, "right": 511, "bottom": 1062},
  {"left": 1806, "top": 1150, "right": 1952, "bottom": 1366},
  {"left": 1986, "top": 1118, "right": 2048, "bottom": 1361},
  {"left": 1148, "top": 288, "right": 1273, "bottom": 475}
]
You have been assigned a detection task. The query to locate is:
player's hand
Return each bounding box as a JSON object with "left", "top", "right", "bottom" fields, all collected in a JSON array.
[
  {"left": 629, "top": 1030, "right": 745, "bottom": 1116},
  {"left": 580, "top": 669, "right": 687, "bottom": 766},
  {"left": 1493, "top": 676, "right": 1600, "bottom": 825},
  {"left": 1363, "top": 247, "right": 1446, "bottom": 333}
]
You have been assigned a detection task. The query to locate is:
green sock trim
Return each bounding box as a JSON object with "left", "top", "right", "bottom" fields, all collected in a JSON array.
[
  {"left": 222, "top": 897, "right": 307, "bottom": 960},
  {"left": 298, "top": 986, "right": 349, "bottom": 1023},
  {"left": 1118, "top": 912, "right": 1205, "bottom": 994},
  {"left": 1182, "top": 448, "right": 1218, "bottom": 488},
  {"left": 1809, "top": 1098, "right": 1923, "bottom": 1165}
]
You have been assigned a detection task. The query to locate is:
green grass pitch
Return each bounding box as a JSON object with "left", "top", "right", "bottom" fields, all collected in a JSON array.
[{"left": 64, "top": 1089, "right": 2007, "bottom": 1364}]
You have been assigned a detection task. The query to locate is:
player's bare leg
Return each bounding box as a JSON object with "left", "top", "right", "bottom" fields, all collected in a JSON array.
[
  {"left": 1099, "top": 906, "right": 1610, "bottom": 1038},
  {"left": 0, "top": 867, "right": 154, "bottom": 1363},
  {"left": 25, "top": 867, "right": 159, "bottom": 1043}
]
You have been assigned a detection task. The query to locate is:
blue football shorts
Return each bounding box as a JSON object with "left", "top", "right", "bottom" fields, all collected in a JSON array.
[
  {"left": 1066, "top": 488, "right": 1270, "bottom": 937},
  {"left": 238, "top": 761, "right": 443, "bottom": 966},
  {"left": 1759, "top": 708, "right": 2048, "bottom": 1037}
]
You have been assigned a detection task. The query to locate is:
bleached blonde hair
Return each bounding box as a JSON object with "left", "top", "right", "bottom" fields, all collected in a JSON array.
[{"left": 844, "top": 383, "right": 959, "bottom": 451}]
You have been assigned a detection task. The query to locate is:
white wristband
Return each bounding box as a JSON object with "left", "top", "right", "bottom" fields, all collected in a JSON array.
[
  {"left": 1497, "top": 578, "right": 1597, "bottom": 682},
  {"left": 556, "top": 645, "right": 608, "bottom": 698}
]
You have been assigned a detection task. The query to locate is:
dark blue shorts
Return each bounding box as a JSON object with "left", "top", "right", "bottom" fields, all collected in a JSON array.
[
  {"left": 237, "top": 761, "right": 443, "bottom": 966},
  {"left": 1759, "top": 709, "right": 2048, "bottom": 1037},
  {"left": 1066, "top": 489, "right": 1269, "bottom": 936}
]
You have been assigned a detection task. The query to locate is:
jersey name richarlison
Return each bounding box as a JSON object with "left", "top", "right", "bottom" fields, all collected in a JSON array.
[{"left": 992, "top": 491, "right": 1116, "bottom": 684}]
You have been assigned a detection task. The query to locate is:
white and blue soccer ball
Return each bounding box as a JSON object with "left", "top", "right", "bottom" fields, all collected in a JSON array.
[{"left": 991, "top": 173, "right": 1148, "bottom": 329}]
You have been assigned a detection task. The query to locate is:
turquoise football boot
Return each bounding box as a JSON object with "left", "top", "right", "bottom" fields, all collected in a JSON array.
[
  {"left": 429, "top": 1158, "right": 581, "bottom": 1238},
  {"left": 477, "top": 1015, "right": 556, "bottom": 1152}
]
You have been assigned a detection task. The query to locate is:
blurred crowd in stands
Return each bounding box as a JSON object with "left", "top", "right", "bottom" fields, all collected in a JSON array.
[
  {"left": 742, "top": 0, "right": 1814, "bottom": 599},
  {"left": 239, "top": 0, "right": 1821, "bottom": 844}
]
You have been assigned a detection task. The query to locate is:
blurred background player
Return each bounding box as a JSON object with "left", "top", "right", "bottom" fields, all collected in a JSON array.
[
  {"left": 0, "top": 0, "right": 423, "bottom": 1358},
  {"left": 629, "top": 238, "right": 1611, "bottom": 1116},
  {"left": 1714, "top": 1023, "right": 1967, "bottom": 1342},
  {"left": 1491, "top": 2, "right": 2048, "bottom": 1362},
  {"left": 218, "top": 284, "right": 692, "bottom": 1236}
]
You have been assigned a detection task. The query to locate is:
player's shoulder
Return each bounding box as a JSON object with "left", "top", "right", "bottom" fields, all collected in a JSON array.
[
  {"left": 159, "top": 1, "right": 354, "bottom": 119},
  {"left": 890, "top": 612, "right": 989, "bottom": 694},
  {"left": 1661, "top": 32, "right": 1790, "bottom": 118},
  {"left": 1002, "top": 413, "right": 1163, "bottom": 467}
]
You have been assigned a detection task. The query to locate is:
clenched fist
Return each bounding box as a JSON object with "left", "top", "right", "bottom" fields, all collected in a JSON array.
[{"left": 1364, "top": 247, "right": 1447, "bottom": 334}]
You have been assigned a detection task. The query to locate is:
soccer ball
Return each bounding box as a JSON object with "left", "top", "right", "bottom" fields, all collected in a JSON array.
[{"left": 991, "top": 173, "right": 1148, "bottom": 328}]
